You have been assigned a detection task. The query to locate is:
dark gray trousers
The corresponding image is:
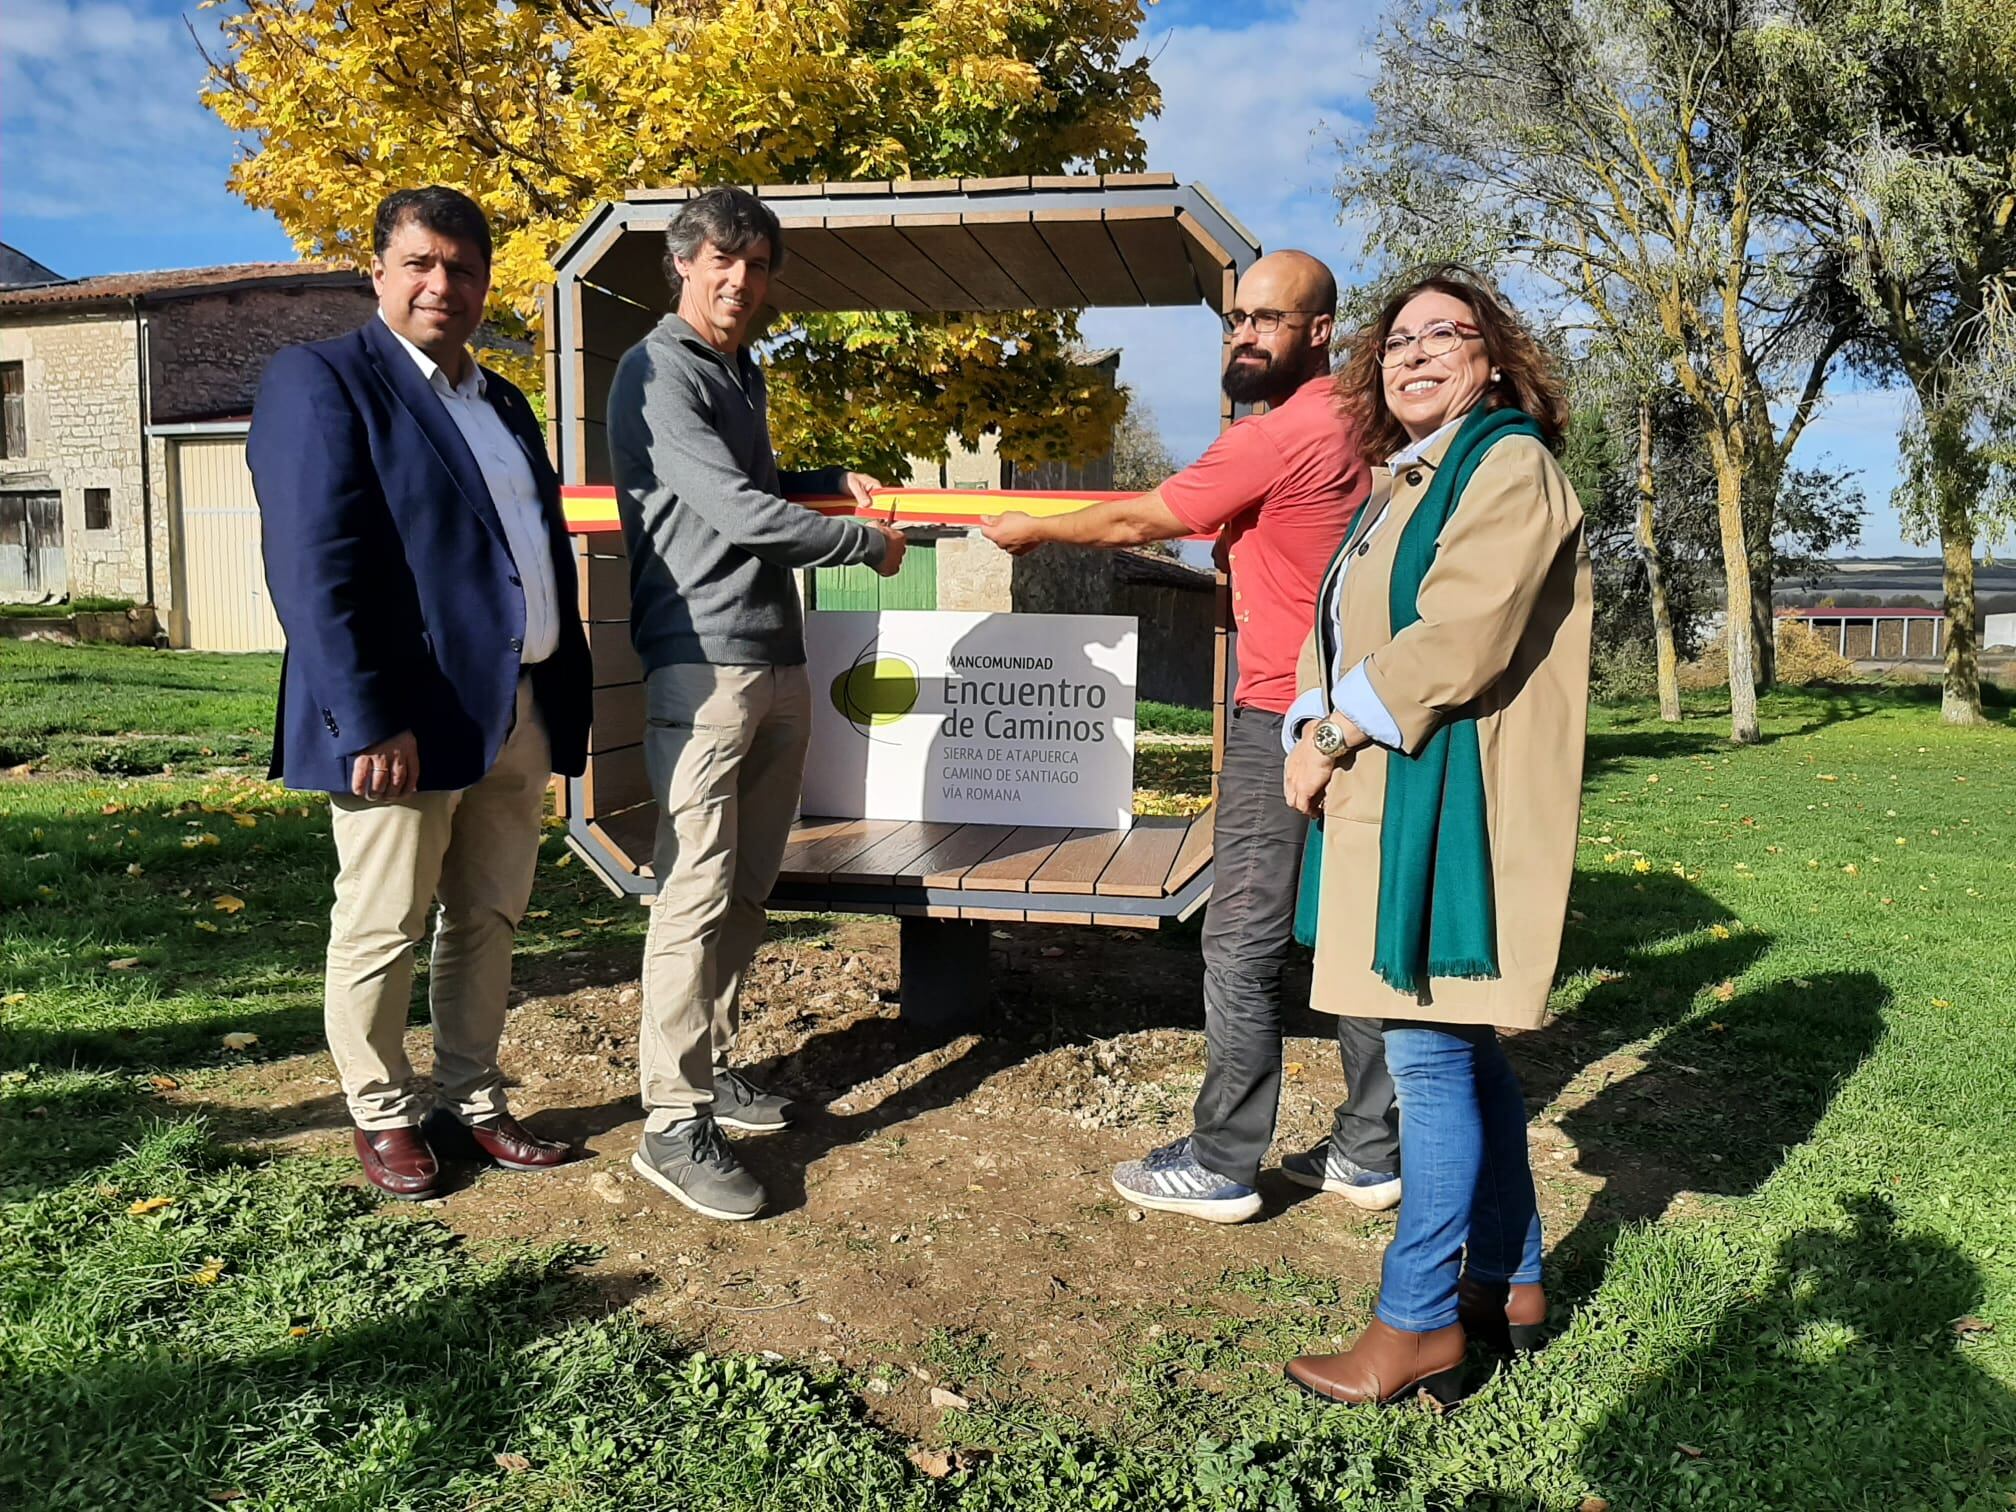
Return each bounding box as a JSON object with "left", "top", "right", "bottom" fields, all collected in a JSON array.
[{"left": 1188, "top": 705, "right": 1401, "bottom": 1187}]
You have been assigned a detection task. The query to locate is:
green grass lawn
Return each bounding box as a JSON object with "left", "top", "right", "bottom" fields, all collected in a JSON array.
[
  {"left": 3, "top": 648, "right": 2014, "bottom": 1508},
  {"left": 0, "top": 642, "right": 278, "bottom": 772}
]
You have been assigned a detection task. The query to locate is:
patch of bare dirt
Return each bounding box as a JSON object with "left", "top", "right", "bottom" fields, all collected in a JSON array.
[{"left": 172, "top": 916, "right": 1633, "bottom": 1437}]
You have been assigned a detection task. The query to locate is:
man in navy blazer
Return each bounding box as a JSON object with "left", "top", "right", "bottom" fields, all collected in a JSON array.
[{"left": 249, "top": 186, "right": 590, "bottom": 1201}]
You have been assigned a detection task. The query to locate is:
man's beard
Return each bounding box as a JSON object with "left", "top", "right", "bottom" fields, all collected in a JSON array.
[{"left": 1221, "top": 347, "right": 1304, "bottom": 405}]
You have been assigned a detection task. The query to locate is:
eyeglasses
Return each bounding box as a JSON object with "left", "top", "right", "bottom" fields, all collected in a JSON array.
[
  {"left": 1221, "top": 308, "right": 1326, "bottom": 335},
  {"left": 1377, "top": 320, "right": 1482, "bottom": 367}
]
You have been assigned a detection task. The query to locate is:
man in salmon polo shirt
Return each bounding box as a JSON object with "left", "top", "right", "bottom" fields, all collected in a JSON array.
[{"left": 981, "top": 250, "right": 1401, "bottom": 1224}]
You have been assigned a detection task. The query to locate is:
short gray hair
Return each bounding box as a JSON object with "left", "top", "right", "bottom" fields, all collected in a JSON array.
[{"left": 662, "top": 188, "right": 785, "bottom": 302}]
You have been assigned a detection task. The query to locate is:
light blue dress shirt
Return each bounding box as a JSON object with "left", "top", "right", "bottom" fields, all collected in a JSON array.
[{"left": 1280, "top": 413, "right": 1470, "bottom": 754}]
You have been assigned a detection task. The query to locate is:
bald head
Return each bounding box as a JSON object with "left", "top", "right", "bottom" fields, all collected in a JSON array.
[
  {"left": 1223, "top": 249, "right": 1338, "bottom": 404},
  {"left": 1240, "top": 250, "right": 1338, "bottom": 319}
]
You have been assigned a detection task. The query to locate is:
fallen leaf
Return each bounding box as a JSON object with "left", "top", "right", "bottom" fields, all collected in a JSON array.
[
  {"left": 1645, "top": 774, "right": 1660, "bottom": 784},
  {"left": 148, "top": 1075, "right": 179, "bottom": 1091},
  {"left": 213, "top": 895, "right": 246, "bottom": 914},
  {"left": 108, "top": 957, "right": 143, "bottom": 971},
  {"left": 1817, "top": 773, "right": 1838, "bottom": 783},
  {"left": 494, "top": 1452, "right": 533, "bottom": 1474},
  {"left": 908, "top": 1447, "right": 956, "bottom": 1479},
  {"left": 1953, "top": 1315, "right": 1994, "bottom": 1336},
  {"left": 1712, "top": 980, "right": 1736, "bottom": 1003},
  {"left": 553, "top": 852, "right": 573, "bottom": 869},
  {"left": 128, "top": 1196, "right": 174, "bottom": 1215},
  {"left": 1676, "top": 1443, "right": 1705, "bottom": 1459},
  {"left": 193, "top": 920, "right": 219, "bottom": 933},
  {"left": 1039, "top": 946, "right": 1066, "bottom": 958},
  {"left": 1709, "top": 924, "right": 1730, "bottom": 940},
  {"left": 234, "top": 814, "right": 258, "bottom": 829},
  {"left": 288, "top": 1324, "right": 313, "bottom": 1337},
  {"left": 928, "top": 1386, "right": 970, "bottom": 1411},
  {"left": 524, "top": 909, "right": 551, "bottom": 919},
  {"left": 559, "top": 928, "right": 584, "bottom": 939},
  {"left": 221, "top": 1031, "right": 259, "bottom": 1051},
  {"left": 1932, "top": 998, "right": 1952, "bottom": 1009},
  {"left": 1842, "top": 863, "right": 1859, "bottom": 876},
  {"left": 184, "top": 1255, "right": 227, "bottom": 1286},
  {"left": 582, "top": 916, "right": 613, "bottom": 927},
  {"left": 1792, "top": 978, "right": 1812, "bottom": 989},
  {"left": 1578, "top": 1500, "right": 1612, "bottom": 1512},
  {"left": 587, "top": 1171, "right": 627, "bottom": 1205},
  {"left": 126, "top": 863, "right": 144, "bottom": 877},
  {"left": 3, "top": 992, "right": 25, "bottom": 1005},
  {"left": 100, "top": 802, "right": 123, "bottom": 816},
  {"left": 1284, "top": 1060, "right": 1305, "bottom": 1078}
]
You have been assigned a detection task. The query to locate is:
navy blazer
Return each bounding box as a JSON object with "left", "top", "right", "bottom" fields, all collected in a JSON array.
[{"left": 247, "top": 316, "right": 592, "bottom": 794}]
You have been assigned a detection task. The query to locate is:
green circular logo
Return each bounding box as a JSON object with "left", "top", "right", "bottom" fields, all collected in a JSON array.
[{"left": 830, "top": 651, "right": 920, "bottom": 730}]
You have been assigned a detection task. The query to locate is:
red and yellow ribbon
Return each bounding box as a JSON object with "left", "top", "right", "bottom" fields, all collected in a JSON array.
[{"left": 560, "top": 484, "right": 1159, "bottom": 535}]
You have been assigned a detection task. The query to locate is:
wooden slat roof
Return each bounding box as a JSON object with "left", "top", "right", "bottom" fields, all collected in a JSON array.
[{"left": 552, "top": 174, "right": 1259, "bottom": 319}]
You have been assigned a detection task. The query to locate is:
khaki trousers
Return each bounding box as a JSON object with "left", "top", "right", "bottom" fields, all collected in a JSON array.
[
  {"left": 324, "top": 678, "right": 551, "bottom": 1130},
  {"left": 639, "top": 663, "right": 810, "bottom": 1131}
]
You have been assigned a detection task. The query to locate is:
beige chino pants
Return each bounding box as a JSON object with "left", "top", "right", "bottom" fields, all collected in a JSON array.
[
  {"left": 324, "top": 678, "right": 551, "bottom": 1130},
  {"left": 639, "top": 663, "right": 811, "bottom": 1131}
]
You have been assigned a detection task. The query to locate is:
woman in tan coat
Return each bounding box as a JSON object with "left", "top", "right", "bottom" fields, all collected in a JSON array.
[{"left": 1276, "top": 267, "right": 1591, "bottom": 1406}]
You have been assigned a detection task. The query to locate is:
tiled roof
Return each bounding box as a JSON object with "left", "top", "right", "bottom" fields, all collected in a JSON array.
[{"left": 0, "top": 261, "right": 366, "bottom": 312}]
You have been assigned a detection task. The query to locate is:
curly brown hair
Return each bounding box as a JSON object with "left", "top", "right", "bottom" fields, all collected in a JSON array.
[{"left": 1336, "top": 265, "right": 1570, "bottom": 465}]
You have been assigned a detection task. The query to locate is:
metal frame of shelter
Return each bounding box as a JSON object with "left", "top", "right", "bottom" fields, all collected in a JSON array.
[{"left": 542, "top": 174, "right": 1262, "bottom": 1024}]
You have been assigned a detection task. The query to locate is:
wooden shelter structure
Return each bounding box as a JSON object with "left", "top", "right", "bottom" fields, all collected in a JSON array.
[{"left": 542, "top": 174, "right": 1262, "bottom": 1023}]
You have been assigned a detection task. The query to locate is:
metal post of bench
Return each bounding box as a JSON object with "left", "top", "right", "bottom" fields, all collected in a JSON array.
[{"left": 898, "top": 916, "right": 990, "bottom": 1033}]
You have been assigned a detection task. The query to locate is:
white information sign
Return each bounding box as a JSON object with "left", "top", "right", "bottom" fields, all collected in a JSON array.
[{"left": 801, "top": 610, "right": 1137, "bottom": 830}]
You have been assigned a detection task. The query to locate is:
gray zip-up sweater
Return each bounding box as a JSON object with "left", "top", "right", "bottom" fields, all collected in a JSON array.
[{"left": 608, "top": 314, "right": 887, "bottom": 670}]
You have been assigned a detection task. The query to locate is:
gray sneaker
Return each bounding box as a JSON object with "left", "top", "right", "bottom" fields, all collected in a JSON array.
[
  {"left": 632, "top": 1116, "right": 764, "bottom": 1221},
  {"left": 1280, "top": 1139, "right": 1402, "bottom": 1211},
  {"left": 712, "top": 1067, "right": 794, "bottom": 1133},
  {"left": 1111, "top": 1135, "right": 1263, "bottom": 1224}
]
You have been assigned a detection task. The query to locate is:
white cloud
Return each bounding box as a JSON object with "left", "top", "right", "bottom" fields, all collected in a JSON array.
[
  {"left": 0, "top": 0, "right": 249, "bottom": 231},
  {"left": 1082, "top": 0, "right": 1382, "bottom": 464}
]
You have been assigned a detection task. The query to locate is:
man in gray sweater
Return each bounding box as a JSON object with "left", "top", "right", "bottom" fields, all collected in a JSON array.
[{"left": 609, "top": 187, "right": 905, "bottom": 1221}]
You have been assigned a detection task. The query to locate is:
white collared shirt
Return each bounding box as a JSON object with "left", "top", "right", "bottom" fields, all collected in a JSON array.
[
  {"left": 1280, "top": 413, "right": 1474, "bottom": 753},
  {"left": 377, "top": 309, "right": 559, "bottom": 665}
]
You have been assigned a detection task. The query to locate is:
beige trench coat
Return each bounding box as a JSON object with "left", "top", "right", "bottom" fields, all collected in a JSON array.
[{"left": 1297, "top": 428, "right": 1592, "bottom": 1030}]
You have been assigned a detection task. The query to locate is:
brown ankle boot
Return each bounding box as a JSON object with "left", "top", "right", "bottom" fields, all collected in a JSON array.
[
  {"left": 1285, "top": 1319, "right": 1467, "bottom": 1406},
  {"left": 1457, "top": 1276, "right": 1548, "bottom": 1355}
]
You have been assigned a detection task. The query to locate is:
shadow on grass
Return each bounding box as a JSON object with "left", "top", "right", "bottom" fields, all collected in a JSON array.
[{"left": 1575, "top": 1195, "right": 2016, "bottom": 1506}]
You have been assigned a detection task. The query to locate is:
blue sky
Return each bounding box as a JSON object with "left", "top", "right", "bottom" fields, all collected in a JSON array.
[{"left": 1, "top": 0, "right": 1923, "bottom": 555}]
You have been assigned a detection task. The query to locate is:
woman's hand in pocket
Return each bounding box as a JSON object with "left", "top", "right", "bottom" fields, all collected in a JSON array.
[{"left": 1284, "top": 732, "right": 1340, "bottom": 818}]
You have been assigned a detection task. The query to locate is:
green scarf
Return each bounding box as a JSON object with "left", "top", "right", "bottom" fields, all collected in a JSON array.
[{"left": 1292, "top": 403, "right": 1544, "bottom": 992}]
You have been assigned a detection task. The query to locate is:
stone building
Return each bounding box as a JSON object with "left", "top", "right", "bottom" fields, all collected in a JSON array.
[{"left": 0, "top": 253, "right": 372, "bottom": 622}]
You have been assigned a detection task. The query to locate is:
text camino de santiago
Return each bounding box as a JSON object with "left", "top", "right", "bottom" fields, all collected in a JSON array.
[{"left": 938, "top": 653, "right": 1110, "bottom": 802}]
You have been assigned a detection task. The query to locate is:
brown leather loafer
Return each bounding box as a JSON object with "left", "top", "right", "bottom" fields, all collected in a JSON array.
[
  {"left": 354, "top": 1125, "right": 441, "bottom": 1201},
  {"left": 1457, "top": 1276, "right": 1548, "bottom": 1355},
  {"left": 465, "top": 1112, "right": 571, "bottom": 1171},
  {"left": 1286, "top": 1319, "right": 1468, "bottom": 1406}
]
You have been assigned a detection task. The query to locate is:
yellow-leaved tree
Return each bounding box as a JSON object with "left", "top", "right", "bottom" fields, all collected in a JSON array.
[{"left": 199, "top": 0, "right": 1158, "bottom": 476}]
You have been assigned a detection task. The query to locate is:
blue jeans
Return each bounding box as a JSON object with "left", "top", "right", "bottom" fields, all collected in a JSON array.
[{"left": 1376, "top": 1022, "right": 1543, "bottom": 1332}]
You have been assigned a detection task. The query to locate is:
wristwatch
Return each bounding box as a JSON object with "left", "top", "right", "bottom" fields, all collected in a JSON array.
[{"left": 1311, "top": 716, "right": 1349, "bottom": 757}]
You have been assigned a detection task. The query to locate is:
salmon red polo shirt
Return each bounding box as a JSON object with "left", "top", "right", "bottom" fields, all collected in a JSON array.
[{"left": 1159, "top": 373, "right": 1370, "bottom": 715}]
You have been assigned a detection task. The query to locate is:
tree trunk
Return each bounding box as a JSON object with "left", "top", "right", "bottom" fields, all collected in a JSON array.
[
  {"left": 1711, "top": 440, "right": 1762, "bottom": 744},
  {"left": 1749, "top": 543, "right": 1776, "bottom": 690},
  {"left": 1637, "top": 396, "right": 1682, "bottom": 721},
  {"left": 1928, "top": 408, "right": 1987, "bottom": 725}
]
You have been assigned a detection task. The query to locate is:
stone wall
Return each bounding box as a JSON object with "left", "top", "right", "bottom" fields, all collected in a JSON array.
[
  {"left": 0, "top": 283, "right": 372, "bottom": 608},
  {"left": 148, "top": 284, "right": 375, "bottom": 422},
  {"left": 0, "top": 313, "right": 146, "bottom": 603}
]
